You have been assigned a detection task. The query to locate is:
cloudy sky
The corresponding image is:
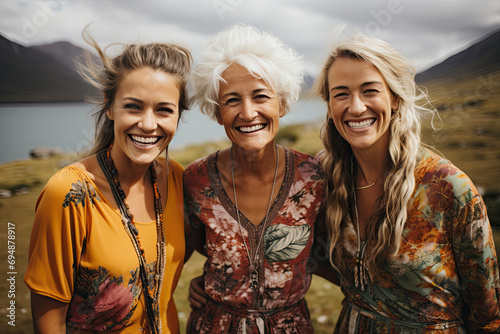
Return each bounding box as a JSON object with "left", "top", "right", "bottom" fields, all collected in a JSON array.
[{"left": 1, "top": 0, "right": 499, "bottom": 76}]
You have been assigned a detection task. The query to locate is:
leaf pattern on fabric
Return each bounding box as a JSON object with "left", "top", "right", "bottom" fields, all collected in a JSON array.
[
  {"left": 264, "top": 223, "right": 311, "bottom": 262},
  {"left": 63, "top": 180, "right": 100, "bottom": 208},
  {"left": 333, "top": 149, "right": 500, "bottom": 333}
]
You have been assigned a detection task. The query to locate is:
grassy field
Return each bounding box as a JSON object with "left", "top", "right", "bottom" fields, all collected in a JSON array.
[{"left": 0, "top": 75, "right": 499, "bottom": 333}]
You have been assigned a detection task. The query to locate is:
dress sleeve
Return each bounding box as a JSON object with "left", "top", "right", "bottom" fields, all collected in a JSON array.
[
  {"left": 23, "top": 167, "right": 89, "bottom": 303},
  {"left": 452, "top": 186, "right": 500, "bottom": 332},
  {"left": 183, "top": 164, "right": 205, "bottom": 231},
  {"left": 183, "top": 169, "right": 207, "bottom": 257}
]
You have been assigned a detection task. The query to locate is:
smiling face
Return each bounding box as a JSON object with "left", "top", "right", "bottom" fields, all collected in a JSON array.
[
  {"left": 106, "top": 67, "right": 180, "bottom": 167},
  {"left": 216, "top": 64, "right": 284, "bottom": 153},
  {"left": 327, "top": 58, "right": 399, "bottom": 154}
]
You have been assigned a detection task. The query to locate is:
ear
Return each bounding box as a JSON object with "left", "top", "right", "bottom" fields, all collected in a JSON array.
[
  {"left": 104, "top": 95, "right": 114, "bottom": 120},
  {"left": 279, "top": 99, "right": 287, "bottom": 118},
  {"left": 106, "top": 108, "right": 114, "bottom": 121},
  {"left": 391, "top": 94, "right": 400, "bottom": 113},
  {"left": 326, "top": 102, "right": 333, "bottom": 119},
  {"left": 215, "top": 108, "right": 223, "bottom": 125}
]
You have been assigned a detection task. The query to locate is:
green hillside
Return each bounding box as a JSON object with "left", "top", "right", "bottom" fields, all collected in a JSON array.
[{"left": 1, "top": 91, "right": 499, "bottom": 331}]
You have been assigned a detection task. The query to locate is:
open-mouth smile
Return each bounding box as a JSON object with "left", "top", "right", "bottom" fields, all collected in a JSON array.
[
  {"left": 129, "top": 135, "right": 161, "bottom": 146},
  {"left": 237, "top": 124, "right": 266, "bottom": 133},
  {"left": 347, "top": 118, "right": 376, "bottom": 129}
]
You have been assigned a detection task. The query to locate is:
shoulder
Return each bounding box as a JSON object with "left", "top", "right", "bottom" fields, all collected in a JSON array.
[
  {"left": 44, "top": 165, "right": 92, "bottom": 191},
  {"left": 416, "top": 149, "right": 469, "bottom": 183},
  {"left": 169, "top": 159, "right": 184, "bottom": 180},
  {"left": 286, "top": 148, "right": 320, "bottom": 166},
  {"left": 164, "top": 157, "right": 184, "bottom": 193},
  {"left": 184, "top": 153, "right": 214, "bottom": 177},
  {"left": 38, "top": 165, "right": 98, "bottom": 209},
  {"left": 149, "top": 155, "right": 183, "bottom": 177},
  {"left": 415, "top": 149, "right": 479, "bottom": 203},
  {"left": 286, "top": 148, "right": 325, "bottom": 182}
]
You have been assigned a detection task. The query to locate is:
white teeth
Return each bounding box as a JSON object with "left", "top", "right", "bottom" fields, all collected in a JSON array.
[
  {"left": 131, "top": 135, "right": 159, "bottom": 146},
  {"left": 348, "top": 119, "right": 375, "bottom": 129},
  {"left": 239, "top": 124, "right": 265, "bottom": 133}
]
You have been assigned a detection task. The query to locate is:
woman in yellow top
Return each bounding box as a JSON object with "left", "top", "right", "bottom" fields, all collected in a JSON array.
[{"left": 23, "top": 31, "right": 192, "bottom": 333}]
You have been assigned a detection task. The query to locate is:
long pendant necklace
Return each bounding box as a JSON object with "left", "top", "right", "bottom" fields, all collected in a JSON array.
[
  {"left": 351, "top": 155, "right": 370, "bottom": 292},
  {"left": 231, "top": 143, "right": 279, "bottom": 291},
  {"left": 353, "top": 190, "right": 369, "bottom": 291},
  {"left": 97, "top": 146, "right": 166, "bottom": 334}
]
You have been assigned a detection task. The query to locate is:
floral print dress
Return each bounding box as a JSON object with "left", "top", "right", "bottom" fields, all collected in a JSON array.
[
  {"left": 333, "top": 149, "right": 500, "bottom": 333},
  {"left": 184, "top": 148, "right": 326, "bottom": 334},
  {"left": 24, "top": 160, "right": 185, "bottom": 333}
]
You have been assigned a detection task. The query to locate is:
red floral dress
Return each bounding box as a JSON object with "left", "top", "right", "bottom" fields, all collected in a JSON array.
[
  {"left": 184, "top": 148, "right": 326, "bottom": 333},
  {"left": 333, "top": 149, "right": 500, "bottom": 333}
]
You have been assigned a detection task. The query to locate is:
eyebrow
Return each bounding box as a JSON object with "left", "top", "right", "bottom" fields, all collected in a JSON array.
[
  {"left": 122, "top": 97, "right": 177, "bottom": 107},
  {"left": 220, "top": 88, "right": 271, "bottom": 100},
  {"left": 330, "top": 81, "right": 384, "bottom": 91}
]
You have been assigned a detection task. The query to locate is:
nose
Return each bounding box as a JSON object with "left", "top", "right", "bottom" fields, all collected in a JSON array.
[
  {"left": 239, "top": 99, "right": 258, "bottom": 121},
  {"left": 349, "top": 94, "right": 367, "bottom": 115},
  {"left": 138, "top": 109, "right": 157, "bottom": 132}
]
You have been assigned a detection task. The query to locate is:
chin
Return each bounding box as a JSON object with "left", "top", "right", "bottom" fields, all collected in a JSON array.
[{"left": 131, "top": 152, "right": 161, "bottom": 165}]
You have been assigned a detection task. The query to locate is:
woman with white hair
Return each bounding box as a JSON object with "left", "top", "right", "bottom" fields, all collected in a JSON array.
[
  {"left": 315, "top": 31, "right": 500, "bottom": 333},
  {"left": 184, "top": 24, "right": 335, "bottom": 333}
]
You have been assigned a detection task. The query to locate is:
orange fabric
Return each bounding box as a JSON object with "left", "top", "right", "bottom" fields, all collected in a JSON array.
[{"left": 24, "top": 159, "right": 185, "bottom": 333}]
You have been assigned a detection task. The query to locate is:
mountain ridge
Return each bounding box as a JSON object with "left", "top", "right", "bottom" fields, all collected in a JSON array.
[
  {"left": 1, "top": 29, "right": 499, "bottom": 103},
  {"left": 415, "top": 28, "right": 500, "bottom": 84},
  {"left": 0, "top": 35, "right": 98, "bottom": 103}
]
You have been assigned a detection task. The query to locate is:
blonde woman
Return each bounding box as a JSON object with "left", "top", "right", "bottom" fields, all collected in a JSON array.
[
  {"left": 24, "top": 33, "right": 191, "bottom": 333},
  {"left": 315, "top": 32, "right": 500, "bottom": 333}
]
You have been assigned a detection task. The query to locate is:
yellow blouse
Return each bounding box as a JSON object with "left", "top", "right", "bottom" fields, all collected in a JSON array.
[{"left": 24, "top": 159, "right": 185, "bottom": 333}]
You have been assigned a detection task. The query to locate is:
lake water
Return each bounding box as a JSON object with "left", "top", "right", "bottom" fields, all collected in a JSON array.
[{"left": 0, "top": 98, "right": 327, "bottom": 164}]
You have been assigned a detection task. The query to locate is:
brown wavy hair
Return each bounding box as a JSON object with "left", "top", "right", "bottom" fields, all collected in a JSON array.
[{"left": 78, "top": 28, "right": 192, "bottom": 156}]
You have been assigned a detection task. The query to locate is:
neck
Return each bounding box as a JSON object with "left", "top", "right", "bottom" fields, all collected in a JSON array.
[
  {"left": 353, "top": 148, "right": 391, "bottom": 186},
  {"left": 231, "top": 142, "right": 278, "bottom": 176},
  {"left": 110, "top": 146, "right": 152, "bottom": 187}
]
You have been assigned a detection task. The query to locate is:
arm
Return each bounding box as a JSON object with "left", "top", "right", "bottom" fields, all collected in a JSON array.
[
  {"left": 183, "top": 181, "right": 207, "bottom": 260},
  {"left": 314, "top": 261, "right": 340, "bottom": 285},
  {"left": 24, "top": 169, "right": 87, "bottom": 332},
  {"left": 31, "top": 292, "right": 68, "bottom": 334},
  {"left": 311, "top": 196, "right": 340, "bottom": 285},
  {"left": 310, "top": 232, "right": 340, "bottom": 285},
  {"left": 453, "top": 194, "right": 500, "bottom": 332},
  {"left": 188, "top": 275, "right": 208, "bottom": 308},
  {"left": 185, "top": 224, "right": 207, "bottom": 258},
  {"left": 184, "top": 203, "right": 209, "bottom": 306}
]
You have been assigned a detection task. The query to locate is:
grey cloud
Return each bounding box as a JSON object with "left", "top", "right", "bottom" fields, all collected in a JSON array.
[{"left": 0, "top": 0, "right": 498, "bottom": 74}]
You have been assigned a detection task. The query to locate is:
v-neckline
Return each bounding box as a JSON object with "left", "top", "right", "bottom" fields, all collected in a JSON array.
[{"left": 208, "top": 147, "right": 295, "bottom": 233}]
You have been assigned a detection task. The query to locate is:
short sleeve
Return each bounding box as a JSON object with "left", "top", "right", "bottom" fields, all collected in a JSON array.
[
  {"left": 24, "top": 167, "right": 91, "bottom": 303},
  {"left": 183, "top": 159, "right": 207, "bottom": 231}
]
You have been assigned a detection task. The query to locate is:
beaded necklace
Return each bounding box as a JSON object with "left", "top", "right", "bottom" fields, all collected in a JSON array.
[{"left": 97, "top": 145, "right": 166, "bottom": 334}]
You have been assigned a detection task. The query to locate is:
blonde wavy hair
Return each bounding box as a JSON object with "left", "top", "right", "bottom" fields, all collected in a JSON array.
[{"left": 314, "top": 33, "right": 432, "bottom": 279}]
